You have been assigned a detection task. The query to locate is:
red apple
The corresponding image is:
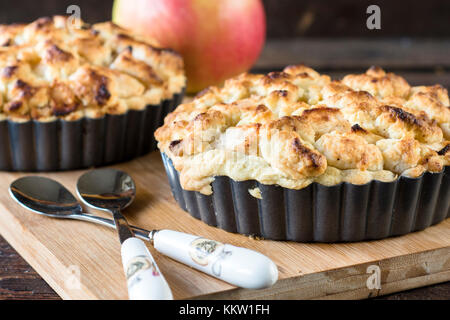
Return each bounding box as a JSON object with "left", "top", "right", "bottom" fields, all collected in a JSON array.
[{"left": 112, "top": 0, "right": 266, "bottom": 93}]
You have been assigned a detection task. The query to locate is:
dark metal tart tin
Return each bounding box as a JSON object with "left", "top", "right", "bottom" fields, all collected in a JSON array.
[
  {"left": 161, "top": 152, "right": 449, "bottom": 242},
  {"left": 0, "top": 89, "right": 184, "bottom": 171}
]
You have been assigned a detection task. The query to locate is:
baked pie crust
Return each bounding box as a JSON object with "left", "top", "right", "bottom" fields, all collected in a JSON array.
[
  {"left": 0, "top": 16, "right": 186, "bottom": 171},
  {"left": 156, "top": 65, "right": 449, "bottom": 195},
  {"left": 0, "top": 16, "right": 186, "bottom": 122}
]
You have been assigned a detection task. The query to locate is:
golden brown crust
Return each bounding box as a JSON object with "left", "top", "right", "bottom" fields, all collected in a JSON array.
[
  {"left": 0, "top": 16, "right": 185, "bottom": 121},
  {"left": 406, "top": 85, "right": 450, "bottom": 139},
  {"left": 342, "top": 66, "right": 411, "bottom": 99},
  {"left": 156, "top": 66, "right": 448, "bottom": 194}
]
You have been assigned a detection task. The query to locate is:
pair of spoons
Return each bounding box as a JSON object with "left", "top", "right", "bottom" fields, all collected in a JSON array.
[{"left": 9, "top": 169, "right": 278, "bottom": 300}]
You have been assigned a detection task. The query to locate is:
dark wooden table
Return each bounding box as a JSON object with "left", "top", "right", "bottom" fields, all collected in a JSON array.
[
  {"left": 0, "top": 234, "right": 449, "bottom": 300},
  {"left": 0, "top": 38, "right": 449, "bottom": 300}
]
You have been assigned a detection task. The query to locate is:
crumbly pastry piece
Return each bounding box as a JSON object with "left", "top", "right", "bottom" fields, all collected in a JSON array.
[
  {"left": 0, "top": 16, "right": 186, "bottom": 122},
  {"left": 156, "top": 65, "right": 449, "bottom": 195}
]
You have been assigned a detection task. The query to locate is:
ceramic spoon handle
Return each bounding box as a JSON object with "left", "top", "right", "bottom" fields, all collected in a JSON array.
[
  {"left": 121, "top": 237, "right": 173, "bottom": 300},
  {"left": 152, "top": 230, "right": 278, "bottom": 289},
  {"left": 73, "top": 214, "right": 278, "bottom": 289}
]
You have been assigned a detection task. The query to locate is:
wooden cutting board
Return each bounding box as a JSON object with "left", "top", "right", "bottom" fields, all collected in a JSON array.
[{"left": 0, "top": 151, "right": 448, "bottom": 300}]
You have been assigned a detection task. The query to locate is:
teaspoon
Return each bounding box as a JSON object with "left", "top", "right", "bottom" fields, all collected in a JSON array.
[
  {"left": 76, "top": 168, "right": 172, "bottom": 300},
  {"left": 10, "top": 174, "right": 279, "bottom": 291},
  {"left": 78, "top": 169, "right": 278, "bottom": 291},
  {"left": 9, "top": 176, "right": 151, "bottom": 239}
]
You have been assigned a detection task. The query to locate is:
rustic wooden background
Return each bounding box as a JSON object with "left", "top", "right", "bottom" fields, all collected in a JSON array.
[
  {"left": 0, "top": 0, "right": 449, "bottom": 300},
  {"left": 1, "top": 0, "right": 449, "bottom": 38},
  {"left": 1, "top": 0, "right": 448, "bottom": 87}
]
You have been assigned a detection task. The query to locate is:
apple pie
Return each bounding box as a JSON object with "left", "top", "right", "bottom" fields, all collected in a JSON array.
[
  {"left": 0, "top": 16, "right": 186, "bottom": 170},
  {"left": 156, "top": 65, "right": 449, "bottom": 242}
]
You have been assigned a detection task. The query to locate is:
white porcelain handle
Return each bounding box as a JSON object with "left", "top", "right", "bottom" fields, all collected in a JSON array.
[
  {"left": 153, "top": 230, "right": 278, "bottom": 289},
  {"left": 121, "top": 237, "right": 173, "bottom": 300}
]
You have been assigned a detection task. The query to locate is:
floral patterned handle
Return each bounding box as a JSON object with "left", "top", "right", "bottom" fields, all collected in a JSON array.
[
  {"left": 121, "top": 237, "right": 173, "bottom": 300},
  {"left": 152, "top": 230, "right": 279, "bottom": 289}
]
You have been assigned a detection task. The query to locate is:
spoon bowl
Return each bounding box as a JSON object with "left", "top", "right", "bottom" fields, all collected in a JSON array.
[
  {"left": 10, "top": 176, "right": 82, "bottom": 217},
  {"left": 10, "top": 175, "right": 152, "bottom": 240},
  {"left": 76, "top": 169, "right": 136, "bottom": 212}
]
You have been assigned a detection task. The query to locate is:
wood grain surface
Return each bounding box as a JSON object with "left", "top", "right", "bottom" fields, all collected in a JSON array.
[
  {"left": 0, "top": 152, "right": 448, "bottom": 300},
  {"left": 1, "top": 235, "right": 449, "bottom": 300},
  {"left": 0, "top": 235, "right": 59, "bottom": 300},
  {"left": 256, "top": 39, "right": 450, "bottom": 69}
]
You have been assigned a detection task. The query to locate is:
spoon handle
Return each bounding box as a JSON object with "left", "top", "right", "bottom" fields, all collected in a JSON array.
[
  {"left": 121, "top": 237, "right": 173, "bottom": 300},
  {"left": 70, "top": 214, "right": 151, "bottom": 241},
  {"left": 152, "top": 230, "right": 279, "bottom": 289},
  {"left": 71, "top": 214, "right": 278, "bottom": 289}
]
